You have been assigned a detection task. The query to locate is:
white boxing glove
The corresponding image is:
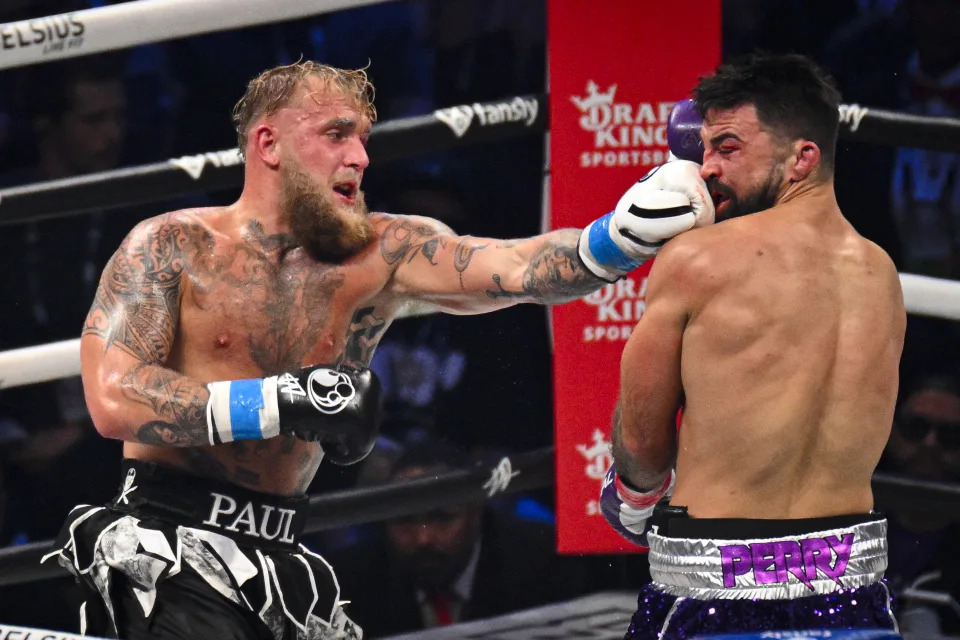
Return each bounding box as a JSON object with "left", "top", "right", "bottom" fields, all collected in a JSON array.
[{"left": 578, "top": 160, "right": 715, "bottom": 282}]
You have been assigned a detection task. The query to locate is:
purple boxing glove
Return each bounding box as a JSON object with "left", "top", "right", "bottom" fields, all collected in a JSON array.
[
  {"left": 600, "top": 464, "right": 675, "bottom": 547},
  {"left": 667, "top": 99, "right": 704, "bottom": 165}
]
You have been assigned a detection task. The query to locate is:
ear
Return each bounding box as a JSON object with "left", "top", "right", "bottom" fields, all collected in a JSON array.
[
  {"left": 251, "top": 123, "right": 281, "bottom": 169},
  {"left": 787, "top": 140, "right": 820, "bottom": 182}
]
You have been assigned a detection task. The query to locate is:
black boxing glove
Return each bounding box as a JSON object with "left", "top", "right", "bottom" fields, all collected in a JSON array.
[{"left": 205, "top": 363, "right": 383, "bottom": 465}]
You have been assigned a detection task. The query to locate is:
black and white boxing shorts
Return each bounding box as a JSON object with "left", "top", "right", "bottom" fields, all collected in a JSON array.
[{"left": 43, "top": 459, "right": 361, "bottom": 639}]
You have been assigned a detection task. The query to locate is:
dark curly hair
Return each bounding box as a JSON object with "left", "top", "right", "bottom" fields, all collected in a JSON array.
[{"left": 693, "top": 53, "right": 842, "bottom": 173}]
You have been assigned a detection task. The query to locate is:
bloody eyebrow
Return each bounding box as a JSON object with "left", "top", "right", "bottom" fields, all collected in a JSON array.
[{"left": 707, "top": 132, "right": 743, "bottom": 147}]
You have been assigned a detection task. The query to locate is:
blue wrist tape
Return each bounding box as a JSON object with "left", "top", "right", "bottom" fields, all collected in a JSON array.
[
  {"left": 228, "top": 379, "right": 265, "bottom": 440},
  {"left": 588, "top": 212, "right": 644, "bottom": 273}
]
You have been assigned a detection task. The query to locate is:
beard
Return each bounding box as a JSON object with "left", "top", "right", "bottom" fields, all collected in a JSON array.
[
  {"left": 279, "top": 159, "right": 375, "bottom": 262},
  {"left": 708, "top": 162, "right": 784, "bottom": 220}
]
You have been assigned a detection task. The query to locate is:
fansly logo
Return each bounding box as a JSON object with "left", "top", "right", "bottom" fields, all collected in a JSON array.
[
  {"left": 838, "top": 103, "right": 868, "bottom": 133},
  {"left": 434, "top": 97, "right": 539, "bottom": 138},
  {"left": 169, "top": 149, "right": 243, "bottom": 180},
  {"left": 570, "top": 81, "right": 675, "bottom": 168},
  {"left": 581, "top": 275, "right": 647, "bottom": 342},
  {"left": 1, "top": 13, "right": 85, "bottom": 56}
]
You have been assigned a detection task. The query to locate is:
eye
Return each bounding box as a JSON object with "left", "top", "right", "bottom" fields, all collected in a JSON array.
[
  {"left": 326, "top": 129, "right": 345, "bottom": 141},
  {"left": 717, "top": 147, "right": 736, "bottom": 156}
]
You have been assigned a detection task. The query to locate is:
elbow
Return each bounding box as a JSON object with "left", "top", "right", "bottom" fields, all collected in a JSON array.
[
  {"left": 615, "top": 426, "right": 674, "bottom": 472},
  {"left": 83, "top": 370, "right": 129, "bottom": 441}
]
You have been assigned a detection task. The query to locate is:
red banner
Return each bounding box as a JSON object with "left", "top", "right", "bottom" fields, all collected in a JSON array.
[{"left": 548, "top": 0, "right": 721, "bottom": 553}]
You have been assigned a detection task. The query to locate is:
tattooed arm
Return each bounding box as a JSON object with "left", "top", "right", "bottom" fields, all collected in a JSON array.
[
  {"left": 81, "top": 215, "right": 211, "bottom": 447},
  {"left": 377, "top": 214, "right": 606, "bottom": 314}
]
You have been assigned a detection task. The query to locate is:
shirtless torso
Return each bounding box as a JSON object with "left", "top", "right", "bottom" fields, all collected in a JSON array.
[
  {"left": 81, "top": 206, "right": 581, "bottom": 496},
  {"left": 621, "top": 192, "right": 905, "bottom": 518}
]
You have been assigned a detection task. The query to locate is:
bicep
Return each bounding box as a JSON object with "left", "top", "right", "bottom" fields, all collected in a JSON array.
[{"left": 81, "top": 222, "right": 185, "bottom": 370}]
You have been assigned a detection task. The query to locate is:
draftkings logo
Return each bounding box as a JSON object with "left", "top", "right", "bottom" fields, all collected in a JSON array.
[
  {"left": 576, "top": 429, "right": 613, "bottom": 516},
  {"left": 580, "top": 275, "right": 648, "bottom": 343},
  {"left": 0, "top": 13, "right": 85, "bottom": 56},
  {"left": 570, "top": 80, "right": 675, "bottom": 168}
]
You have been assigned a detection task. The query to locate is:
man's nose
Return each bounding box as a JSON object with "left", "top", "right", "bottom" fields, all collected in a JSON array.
[
  {"left": 415, "top": 525, "right": 437, "bottom": 546},
  {"left": 344, "top": 137, "right": 369, "bottom": 170},
  {"left": 700, "top": 151, "right": 719, "bottom": 181}
]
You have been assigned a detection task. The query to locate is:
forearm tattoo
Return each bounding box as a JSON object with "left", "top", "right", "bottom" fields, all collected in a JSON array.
[
  {"left": 121, "top": 363, "right": 211, "bottom": 447},
  {"left": 379, "top": 217, "right": 600, "bottom": 303},
  {"left": 453, "top": 240, "right": 488, "bottom": 289},
  {"left": 486, "top": 229, "right": 604, "bottom": 303}
]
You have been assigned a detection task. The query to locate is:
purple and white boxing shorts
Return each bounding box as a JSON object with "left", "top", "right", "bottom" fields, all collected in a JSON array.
[{"left": 625, "top": 509, "right": 898, "bottom": 640}]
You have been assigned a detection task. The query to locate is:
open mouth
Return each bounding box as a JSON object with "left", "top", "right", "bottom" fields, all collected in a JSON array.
[
  {"left": 709, "top": 187, "right": 732, "bottom": 216},
  {"left": 332, "top": 181, "right": 357, "bottom": 202}
]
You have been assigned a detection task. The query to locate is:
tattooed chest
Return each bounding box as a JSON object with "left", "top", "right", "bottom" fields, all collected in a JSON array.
[{"left": 184, "top": 255, "right": 357, "bottom": 373}]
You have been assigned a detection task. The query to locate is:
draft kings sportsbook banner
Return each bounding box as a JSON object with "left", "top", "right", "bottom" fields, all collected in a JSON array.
[{"left": 548, "top": 0, "right": 721, "bottom": 553}]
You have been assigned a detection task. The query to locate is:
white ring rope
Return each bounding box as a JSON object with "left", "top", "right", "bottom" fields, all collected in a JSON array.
[
  {"left": 0, "top": 0, "right": 396, "bottom": 71},
  {"left": 899, "top": 273, "right": 960, "bottom": 321},
  {"left": 0, "top": 273, "right": 958, "bottom": 390},
  {"left": 0, "top": 303, "right": 437, "bottom": 391}
]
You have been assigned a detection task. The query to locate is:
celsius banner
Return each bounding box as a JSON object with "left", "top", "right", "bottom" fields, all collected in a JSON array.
[{"left": 547, "top": 0, "right": 721, "bottom": 553}]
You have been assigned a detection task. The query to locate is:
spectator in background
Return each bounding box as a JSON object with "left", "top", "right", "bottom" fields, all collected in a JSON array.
[
  {"left": 888, "top": 0, "right": 960, "bottom": 280},
  {"left": 825, "top": 0, "right": 960, "bottom": 278},
  {"left": 326, "top": 439, "right": 586, "bottom": 637},
  {"left": 0, "top": 54, "right": 129, "bottom": 547},
  {"left": 824, "top": 0, "right": 960, "bottom": 384},
  {"left": 881, "top": 373, "right": 960, "bottom": 637},
  {"left": 0, "top": 54, "right": 129, "bottom": 347}
]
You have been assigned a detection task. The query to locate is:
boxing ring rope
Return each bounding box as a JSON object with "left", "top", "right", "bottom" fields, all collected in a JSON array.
[
  {"left": 0, "top": 94, "right": 547, "bottom": 226},
  {"left": 0, "top": 448, "right": 554, "bottom": 587},
  {"left": 1, "top": 97, "right": 957, "bottom": 226},
  {"left": 2, "top": 269, "right": 958, "bottom": 390},
  {"left": 0, "top": 0, "right": 396, "bottom": 71},
  {"left": 1, "top": 94, "right": 960, "bottom": 388}
]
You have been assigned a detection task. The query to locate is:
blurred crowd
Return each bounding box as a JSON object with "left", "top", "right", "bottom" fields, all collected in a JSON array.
[{"left": 0, "top": 0, "right": 958, "bottom": 637}]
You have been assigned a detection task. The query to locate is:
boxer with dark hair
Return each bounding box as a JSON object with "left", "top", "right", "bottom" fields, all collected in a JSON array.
[
  {"left": 44, "top": 60, "right": 713, "bottom": 640},
  {"left": 602, "top": 53, "right": 905, "bottom": 637}
]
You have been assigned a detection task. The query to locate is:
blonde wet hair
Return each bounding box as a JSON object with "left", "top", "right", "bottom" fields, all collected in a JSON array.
[{"left": 232, "top": 60, "right": 376, "bottom": 157}]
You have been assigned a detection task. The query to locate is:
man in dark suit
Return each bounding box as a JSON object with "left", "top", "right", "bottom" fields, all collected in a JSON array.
[{"left": 327, "top": 439, "right": 586, "bottom": 638}]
